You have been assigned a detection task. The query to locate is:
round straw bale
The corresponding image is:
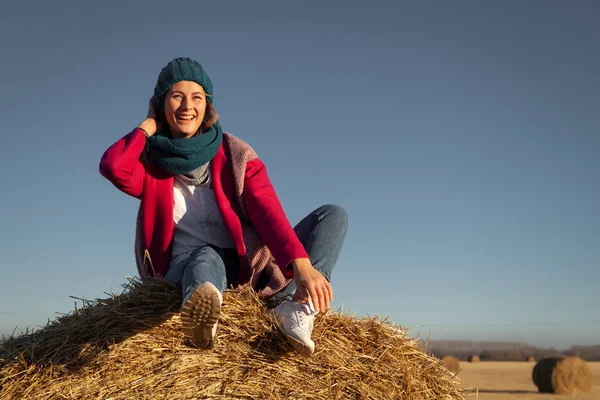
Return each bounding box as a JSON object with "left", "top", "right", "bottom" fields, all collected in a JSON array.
[
  {"left": 532, "top": 356, "right": 594, "bottom": 394},
  {"left": 0, "top": 278, "right": 467, "bottom": 400},
  {"left": 468, "top": 355, "right": 480, "bottom": 363},
  {"left": 443, "top": 355, "right": 461, "bottom": 373},
  {"left": 527, "top": 356, "right": 536, "bottom": 362}
]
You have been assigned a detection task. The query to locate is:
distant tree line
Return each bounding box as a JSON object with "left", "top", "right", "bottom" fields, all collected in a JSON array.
[{"left": 428, "top": 343, "right": 600, "bottom": 361}]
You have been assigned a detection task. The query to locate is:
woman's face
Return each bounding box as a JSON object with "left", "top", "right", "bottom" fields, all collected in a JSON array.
[{"left": 163, "top": 80, "right": 207, "bottom": 138}]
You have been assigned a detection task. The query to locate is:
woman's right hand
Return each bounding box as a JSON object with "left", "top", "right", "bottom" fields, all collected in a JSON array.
[{"left": 138, "top": 98, "right": 160, "bottom": 136}]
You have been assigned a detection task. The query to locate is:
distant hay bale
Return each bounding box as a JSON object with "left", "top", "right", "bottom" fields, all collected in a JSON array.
[
  {"left": 442, "top": 355, "right": 461, "bottom": 373},
  {"left": 527, "top": 356, "right": 536, "bottom": 362},
  {"left": 532, "top": 356, "right": 594, "bottom": 394},
  {"left": 0, "top": 278, "right": 466, "bottom": 400},
  {"left": 468, "top": 355, "right": 480, "bottom": 363}
]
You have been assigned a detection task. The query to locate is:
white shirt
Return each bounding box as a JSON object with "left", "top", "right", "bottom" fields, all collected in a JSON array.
[{"left": 170, "top": 171, "right": 235, "bottom": 265}]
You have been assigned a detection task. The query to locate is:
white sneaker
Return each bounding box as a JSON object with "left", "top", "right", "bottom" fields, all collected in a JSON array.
[
  {"left": 272, "top": 301, "right": 318, "bottom": 355},
  {"left": 181, "top": 282, "right": 222, "bottom": 349}
]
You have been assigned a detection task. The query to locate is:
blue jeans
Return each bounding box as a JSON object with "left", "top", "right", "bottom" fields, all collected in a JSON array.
[{"left": 165, "top": 204, "right": 348, "bottom": 305}]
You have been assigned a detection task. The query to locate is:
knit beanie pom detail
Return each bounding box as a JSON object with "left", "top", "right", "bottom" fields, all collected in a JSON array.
[{"left": 151, "top": 57, "right": 214, "bottom": 112}]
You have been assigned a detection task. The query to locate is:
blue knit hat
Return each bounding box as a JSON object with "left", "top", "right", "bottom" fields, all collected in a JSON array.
[{"left": 151, "top": 57, "right": 214, "bottom": 112}]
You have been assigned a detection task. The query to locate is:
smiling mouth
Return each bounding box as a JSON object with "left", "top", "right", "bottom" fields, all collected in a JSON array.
[{"left": 176, "top": 115, "right": 196, "bottom": 122}]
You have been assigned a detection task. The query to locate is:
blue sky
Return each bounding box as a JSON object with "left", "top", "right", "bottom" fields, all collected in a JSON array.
[{"left": 0, "top": 1, "right": 598, "bottom": 349}]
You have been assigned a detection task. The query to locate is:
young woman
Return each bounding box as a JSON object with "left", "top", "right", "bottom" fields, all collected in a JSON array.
[{"left": 100, "top": 57, "right": 347, "bottom": 355}]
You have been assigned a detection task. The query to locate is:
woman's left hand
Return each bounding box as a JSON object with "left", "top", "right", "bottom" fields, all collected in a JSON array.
[{"left": 291, "top": 258, "right": 333, "bottom": 313}]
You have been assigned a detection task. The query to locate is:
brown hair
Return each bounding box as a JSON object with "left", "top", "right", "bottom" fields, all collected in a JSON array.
[{"left": 202, "top": 100, "right": 219, "bottom": 132}]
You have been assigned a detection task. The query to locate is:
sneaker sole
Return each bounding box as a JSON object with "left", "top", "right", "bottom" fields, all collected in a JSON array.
[
  {"left": 181, "top": 283, "right": 221, "bottom": 349},
  {"left": 271, "top": 310, "right": 315, "bottom": 356},
  {"left": 284, "top": 332, "right": 315, "bottom": 356}
]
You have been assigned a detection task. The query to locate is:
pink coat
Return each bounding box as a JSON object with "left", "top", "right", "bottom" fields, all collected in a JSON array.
[{"left": 99, "top": 128, "right": 309, "bottom": 297}]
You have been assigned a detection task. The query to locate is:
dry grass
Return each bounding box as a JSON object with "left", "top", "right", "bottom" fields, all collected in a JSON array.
[
  {"left": 460, "top": 361, "right": 600, "bottom": 400},
  {"left": 0, "top": 278, "right": 465, "bottom": 400}
]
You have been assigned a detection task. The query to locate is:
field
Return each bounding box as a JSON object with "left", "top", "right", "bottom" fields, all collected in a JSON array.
[{"left": 458, "top": 361, "right": 600, "bottom": 400}]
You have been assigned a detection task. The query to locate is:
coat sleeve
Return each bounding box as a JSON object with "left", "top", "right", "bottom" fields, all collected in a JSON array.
[
  {"left": 99, "top": 128, "right": 147, "bottom": 199},
  {"left": 243, "top": 158, "right": 309, "bottom": 278}
]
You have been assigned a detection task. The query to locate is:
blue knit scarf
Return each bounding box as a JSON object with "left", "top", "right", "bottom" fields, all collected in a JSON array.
[{"left": 146, "top": 121, "right": 223, "bottom": 175}]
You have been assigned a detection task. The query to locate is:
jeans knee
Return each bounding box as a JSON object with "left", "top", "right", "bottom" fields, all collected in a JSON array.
[{"left": 321, "top": 204, "right": 348, "bottom": 230}]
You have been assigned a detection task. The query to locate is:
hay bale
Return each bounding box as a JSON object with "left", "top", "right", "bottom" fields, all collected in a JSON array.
[
  {"left": 442, "top": 355, "right": 461, "bottom": 373},
  {"left": 532, "top": 356, "right": 594, "bottom": 394},
  {"left": 527, "top": 356, "right": 536, "bottom": 362},
  {"left": 468, "top": 355, "right": 480, "bottom": 363},
  {"left": 0, "top": 278, "right": 466, "bottom": 400}
]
